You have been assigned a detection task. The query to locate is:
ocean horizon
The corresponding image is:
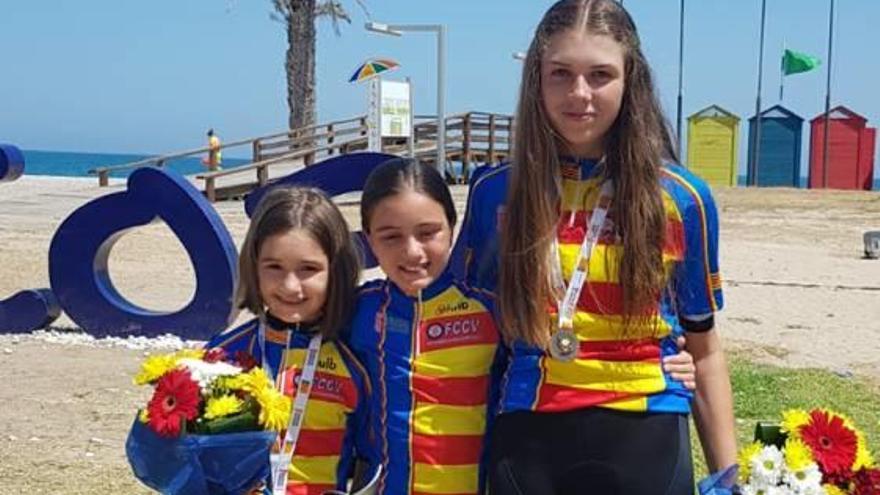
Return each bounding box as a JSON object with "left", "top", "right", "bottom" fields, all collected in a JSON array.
[
  {"left": 20, "top": 149, "right": 250, "bottom": 179},
  {"left": 15, "top": 150, "right": 880, "bottom": 190}
]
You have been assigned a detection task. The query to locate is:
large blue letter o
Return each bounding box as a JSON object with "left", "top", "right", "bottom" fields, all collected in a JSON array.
[{"left": 49, "top": 167, "right": 238, "bottom": 339}]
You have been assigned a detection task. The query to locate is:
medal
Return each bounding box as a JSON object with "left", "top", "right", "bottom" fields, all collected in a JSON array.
[
  {"left": 548, "top": 178, "right": 614, "bottom": 362},
  {"left": 550, "top": 329, "right": 578, "bottom": 361}
]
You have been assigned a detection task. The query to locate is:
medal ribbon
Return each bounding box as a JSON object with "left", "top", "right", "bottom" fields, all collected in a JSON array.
[
  {"left": 259, "top": 318, "right": 323, "bottom": 495},
  {"left": 550, "top": 180, "right": 614, "bottom": 338}
]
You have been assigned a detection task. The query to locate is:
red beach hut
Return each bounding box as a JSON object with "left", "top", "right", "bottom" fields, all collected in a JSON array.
[{"left": 809, "top": 106, "right": 876, "bottom": 190}]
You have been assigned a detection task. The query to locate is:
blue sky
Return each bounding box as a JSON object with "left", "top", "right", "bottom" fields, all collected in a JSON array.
[{"left": 1, "top": 0, "right": 877, "bottom": 175}]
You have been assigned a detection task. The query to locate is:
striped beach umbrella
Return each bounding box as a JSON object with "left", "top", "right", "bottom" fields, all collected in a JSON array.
[{"left": 349, "top": 58, "right": 400, "bottom": 83}]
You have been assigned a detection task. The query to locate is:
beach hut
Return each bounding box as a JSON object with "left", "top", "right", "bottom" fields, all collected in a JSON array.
[
  {"left": 686, "top": 105, "right": 740, "bottom": 187},
  {"left": 747, "top": 105, "right": 804, "bottom": 187},
  {"left": 808, "top": 105, "right": 876, "bottom": 190}
]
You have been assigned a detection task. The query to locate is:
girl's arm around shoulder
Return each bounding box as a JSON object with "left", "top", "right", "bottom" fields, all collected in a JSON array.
[{"left": 451, "top": 164, "right": 511, "bottom": 287}]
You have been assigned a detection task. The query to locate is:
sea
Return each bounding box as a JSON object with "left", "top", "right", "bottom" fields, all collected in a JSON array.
[
  {"left": 19, "top": 150, "right": 249, "bottom": 179},
  {"left": 15, "top": 150, "right": 880, "bottom": 189}
]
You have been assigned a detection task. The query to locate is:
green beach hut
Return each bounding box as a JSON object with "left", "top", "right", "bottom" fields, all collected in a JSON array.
[{"left": 686, "top": 105, "right": 740, "bottom": 187}]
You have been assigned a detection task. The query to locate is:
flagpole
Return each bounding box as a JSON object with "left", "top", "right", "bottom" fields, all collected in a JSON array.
[
  {"left": 779, "top": 40, "right": 786, "bottom": 102},
  {"left": 676, "top": 0, "right": 685, "bottom": 156},
  {"left": 822, "top": 0, "right": 836, "bottom": 188},
  {"left": 751, "top": 0, "right": 768, "bottom": 186}
]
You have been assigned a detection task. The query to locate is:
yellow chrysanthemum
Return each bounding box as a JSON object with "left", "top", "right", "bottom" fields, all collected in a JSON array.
[
  {"left": 784, "top": 437, "right": 814, "bottom": 471},
  {"left": 204, "top": 394, "right": 244, "bottom": 420},
  {"left": 138, "top": 408, "right": 150, "bottom": 423},
  {"left": 854, "top": 431, "right": 875, "bottom": 470},
  {"left": 223, "top": 368, "right": 272, "bottom": 396},
  {"left": 134, "top": 354, "right": 179, "bottom": 385},
  {"left": 781, "top": 409, "right": 811, "bottom": 438},
  {"left": 823, "top": 484, "right": 847, "bottom": 495},
  {"left": 256, "top": 389, "right": 291, "bottom": 431},
  {"left": 738, "top": 441, "right": 763, "bottom": 482},
  {"left": 173, "top": 348, "right": 206, "bottom": 361}
]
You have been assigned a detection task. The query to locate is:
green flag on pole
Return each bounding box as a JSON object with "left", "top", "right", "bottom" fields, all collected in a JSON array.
[{"left": 782, "top": 49, "right": 821, "bottom": 75}]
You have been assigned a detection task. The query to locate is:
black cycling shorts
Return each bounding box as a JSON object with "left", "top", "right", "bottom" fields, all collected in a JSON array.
[{"left": 488, "top": 407, "right": 694, "bottom": 495}]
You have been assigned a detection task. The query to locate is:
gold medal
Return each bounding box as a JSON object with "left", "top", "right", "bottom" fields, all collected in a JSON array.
[{"left": 549, "top": 329, "right": 578, "bottom": 361}]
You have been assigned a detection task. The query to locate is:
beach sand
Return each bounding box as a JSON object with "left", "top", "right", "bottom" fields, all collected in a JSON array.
[{"left": 1, "top": 175, "right": 878, "bottom": 493}]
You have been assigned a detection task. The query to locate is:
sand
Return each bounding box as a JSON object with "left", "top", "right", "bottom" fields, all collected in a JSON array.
[{"left": 1, "top": 175, "right": 878, "bottom": 493}]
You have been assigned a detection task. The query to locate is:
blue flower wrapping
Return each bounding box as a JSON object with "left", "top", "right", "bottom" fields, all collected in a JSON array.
[
  {"left": 125, "top": 417, "right": 276, "bottom": 495},
  {"left": 697, "top": 464, "right": 739, "bottom": 495}
]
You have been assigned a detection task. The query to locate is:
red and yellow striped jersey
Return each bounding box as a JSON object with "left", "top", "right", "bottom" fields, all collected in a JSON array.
[
  {"left": 207, "top": 318, "right": 375, "bottom": 495},
  {"left": 346, "top": 270, "right": 501, "bottom": 495},
  {"left": 456, "top": 158, "right": 723, "bottom": 415}
]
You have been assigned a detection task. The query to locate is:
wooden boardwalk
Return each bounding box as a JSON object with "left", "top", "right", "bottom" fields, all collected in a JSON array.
[{"left": 89, "top": 112, "right": 512, "bottom": 202}]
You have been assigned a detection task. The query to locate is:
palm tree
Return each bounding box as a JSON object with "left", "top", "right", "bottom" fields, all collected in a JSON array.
[{"left": 271, "top": 1, "right": 367, "bottom": 131}]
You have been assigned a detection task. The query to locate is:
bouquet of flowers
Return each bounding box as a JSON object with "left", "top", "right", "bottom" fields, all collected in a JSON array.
[
  {"left": 738, "top": 408, "right": 879, "bottom": 495},
  {"left": 126, "top": 347, "right": 288, "bottom": 495}
]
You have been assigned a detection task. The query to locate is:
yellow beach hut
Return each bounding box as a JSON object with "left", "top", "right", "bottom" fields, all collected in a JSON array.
[{"left": 686, "top": 105, "right": 740, "bottom": 187}]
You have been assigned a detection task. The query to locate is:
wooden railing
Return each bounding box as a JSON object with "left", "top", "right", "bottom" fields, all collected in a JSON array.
[
  {"left": 406, "top": 112, "right": 514, "bottom": 182},
  {"left": 89, "top": 111, "right": 513, "bottom": 200},
  {"left": 88, "top": 115, "right": 369, "bottom": 187},
  {"left": 88, "top": 136, "right": 257, "bottom": 187},
  {"left": 196, "top": 116, "right": 369, "bottom": 202},
  {"left": 250, "top": 116, "right": 369, "bottom": 164}
]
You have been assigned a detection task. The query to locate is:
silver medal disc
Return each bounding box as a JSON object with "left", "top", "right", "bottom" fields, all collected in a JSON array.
[{"left": 549, "top": 330, "right": 578, "bottom": 361}]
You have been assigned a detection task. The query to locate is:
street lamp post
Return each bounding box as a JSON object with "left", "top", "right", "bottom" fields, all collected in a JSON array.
[{"left": 366, "top": 22, "right": 447, "bottom": 174}]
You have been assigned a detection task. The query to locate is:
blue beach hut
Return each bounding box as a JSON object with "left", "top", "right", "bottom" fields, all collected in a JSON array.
[{"left": 746, "top": 105, "right": 804, "bottom": 187}]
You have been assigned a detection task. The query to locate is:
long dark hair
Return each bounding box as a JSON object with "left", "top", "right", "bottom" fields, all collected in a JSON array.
[{"left": 499, "top": 0, "right": 677, "bottom": 347}]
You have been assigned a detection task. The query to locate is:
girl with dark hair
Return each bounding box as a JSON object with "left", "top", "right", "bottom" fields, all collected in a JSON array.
[
  {"left": 206, "top": 186, "right": 378, "bottom": 494},
  {"left": 457, "top": 1, "right": 736, "bottom": 493},
  {"left": 346, "top": 157, "right": 502, "bottom": 495},
  {"left": 347, "top": 156, "right": 698, "bottom": 495}
]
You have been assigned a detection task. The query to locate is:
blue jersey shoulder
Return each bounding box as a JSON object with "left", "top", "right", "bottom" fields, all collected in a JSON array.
[
  {"left": 205, "top": 317, "right": 259, "bottom": 351},
  {"left": 661, "top": 163, "right": 718, "bottom": 214}
]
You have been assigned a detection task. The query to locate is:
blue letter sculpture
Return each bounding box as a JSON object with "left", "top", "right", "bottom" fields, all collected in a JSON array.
[
  {"left": 0, "top": 144, "right": 63, "bottom": 333},
  {"left": 0, "top": 289, "right": 61, "bottom": 333},
  {"left": 0, "top": 144, "right": 25, "bottom": 183},
  {"left": 48, "top": 167, "right": 238, "bottom": 339},
  {"left": 244, "top": 152, "right": 398, "bottom": 269}
]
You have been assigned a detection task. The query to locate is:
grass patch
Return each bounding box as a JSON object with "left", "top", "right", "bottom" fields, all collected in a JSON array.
[{"left": 691, "top": 356, "right": 880, "bottom": 478}]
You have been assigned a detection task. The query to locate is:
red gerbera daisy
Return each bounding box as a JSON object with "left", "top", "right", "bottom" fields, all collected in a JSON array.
[
  {"left": 800, "top": 409, "right": 858, "bottom": 476},
  {"left": 854, "top": 468, "right": 880, "bottom": 495},
  {"left": 203, "top": 347, "right": 227, "bottom": 363},
  {"left": 234, "top": 351, "right": 258, "bottom": 371},
  {"left": 147, "top": 369, "right": 201, "bottom": 437}
]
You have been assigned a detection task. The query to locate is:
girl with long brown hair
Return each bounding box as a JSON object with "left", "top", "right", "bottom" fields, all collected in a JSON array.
[
  {"left": 205, "top": 186, "right": 379, "bottom": 494},
  {"left": 457, "top": 1, "right": 736, "bottom": 492}
]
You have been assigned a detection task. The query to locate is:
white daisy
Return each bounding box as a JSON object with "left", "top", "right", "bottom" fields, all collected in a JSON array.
[
  {"left": 782, "top": 463, "right": 822, "bottom": 494},
  {"left": 741, "top": 483, "right": 794, "bottom": 495},
  {"left": 178, "top": 358, "right": 242, "bottom": 390},
  {"left": 750, "top": 445, "right": 785, "bottom": 487}
]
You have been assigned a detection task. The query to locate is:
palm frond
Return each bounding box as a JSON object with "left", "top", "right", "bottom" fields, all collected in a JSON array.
[{"left": 315, "top": 1, "right": 351, "bottom": 35}]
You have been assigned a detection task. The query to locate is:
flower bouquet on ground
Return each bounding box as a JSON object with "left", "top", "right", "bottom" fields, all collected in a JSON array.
[
  {"left": 126, "top": 348, "right": 290, "bottom": 495},
  {"left": 738, "top": 408, "right": 879, "bottom": 494}
]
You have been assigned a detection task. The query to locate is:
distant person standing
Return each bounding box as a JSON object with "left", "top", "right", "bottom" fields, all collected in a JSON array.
[{"left": 202, "top": 128, "right": 222, "bottom": 171}]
